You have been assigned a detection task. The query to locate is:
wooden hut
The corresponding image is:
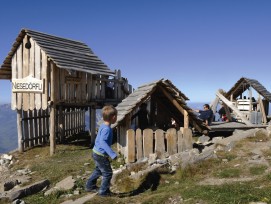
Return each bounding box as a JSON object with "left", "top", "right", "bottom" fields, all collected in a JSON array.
[
  {"left": 0, "top": 29, "right": 131, "bottom": 155},
  {"left": 210, "top": 77, "right": 271, "bottom": 131},
  {"left": 111, "top": 79, "right": 209, "bottom": 162}
]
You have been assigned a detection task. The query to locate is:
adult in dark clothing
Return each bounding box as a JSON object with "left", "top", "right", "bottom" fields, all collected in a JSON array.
[
  {"left": 131, "top": 103, "right": 149, "bottom": 130},
  {"left": 194, "top": 104, "right": 213, "bottom": 126}
]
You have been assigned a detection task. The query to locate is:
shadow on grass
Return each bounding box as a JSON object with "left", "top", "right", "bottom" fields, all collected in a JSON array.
[{"left": 117, "top": 170, "right": 161, "bottom": 198}]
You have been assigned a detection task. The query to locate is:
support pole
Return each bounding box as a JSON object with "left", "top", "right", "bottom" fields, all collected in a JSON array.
[
  {"left": 90, "top": 106, "right": 96, "bottom": 146},
  {"left": 17, "top": 110, "right": 23, "bottom": 152},
  {"left": 184, "top": 110, "right": 189, "bottom": 128},
  {"left": 50, "top": 62, "right": 56, "bottom": 156}
]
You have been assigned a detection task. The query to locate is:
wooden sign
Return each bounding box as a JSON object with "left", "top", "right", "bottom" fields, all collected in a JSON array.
[{"left": 12, "top": 75, "right": 44, "bottom": 93}]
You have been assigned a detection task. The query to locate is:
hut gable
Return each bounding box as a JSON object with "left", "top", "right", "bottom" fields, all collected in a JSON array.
[
  {"left": 113, "top": 79, "right": 208, "bottom": 132},
  {"left": 226, "top": 77, "right": 271, "bottom": 102},
  {"left": 0, "top": 28, "right": 114, "bottom": 79}
]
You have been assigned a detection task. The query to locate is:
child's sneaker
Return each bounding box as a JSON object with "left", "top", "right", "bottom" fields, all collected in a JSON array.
[{"left": 85, "top": 186, "right": 98, "bottom": 193}]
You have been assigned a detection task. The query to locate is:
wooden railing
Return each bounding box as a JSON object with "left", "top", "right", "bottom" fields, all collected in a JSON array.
[{"left": 124, "top": 127, "right": 193, "bottom": 163}]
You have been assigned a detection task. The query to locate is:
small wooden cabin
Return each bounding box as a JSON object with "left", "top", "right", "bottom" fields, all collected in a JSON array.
[
  {"left": 211, "top": 77, "right": 271, "bottom": 130},
  {"left": 111, "top": 79, "right": 209, "bottom": 162},
  {"left": 0, "top": 29, "right": 131, "bottom": 155}
]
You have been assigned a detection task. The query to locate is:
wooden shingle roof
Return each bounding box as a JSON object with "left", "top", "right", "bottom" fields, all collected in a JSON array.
[
  {"left": 112, "top": 79, "right": 208, "bottom": 131},
  {"left": 226, "top": 77, "right": 271, "bottom": 102},
  {"left": 0, "top": 28, "right": 114, "bottom": 79}
]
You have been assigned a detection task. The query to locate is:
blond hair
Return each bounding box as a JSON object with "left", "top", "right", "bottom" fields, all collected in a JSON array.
[{"left": 102, "top": 105, "right": 117, "bottom": 121}]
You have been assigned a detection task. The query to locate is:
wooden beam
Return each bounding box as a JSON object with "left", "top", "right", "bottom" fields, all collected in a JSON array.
[
  {"left": 249, "top": 86, "right": 252, "bottom": 113},
  {"left": 159, "top": 86, "right": 185, "bottom": 115},
  {"left": 210, "top": 96, "right": 219, "bottom": 116},
  {"left": 90, "top": 106, "right": 96, "bottom": 146},
  {"left": 184, "top": 110, "right": 189, "bottom": 128},
  {"left": 216, "top": 91, "right": 252, "bottom": 125},
  {"left": 50, "top": 62, "right": 56, "bottom": 156},
  {"left": 258, "top": 96, "right": 267, "bottom": 124},
  {"left": 17, "top": 110, "right": 23, "bottom": 152}
]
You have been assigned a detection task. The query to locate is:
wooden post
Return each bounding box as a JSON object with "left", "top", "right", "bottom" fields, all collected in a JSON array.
[
  {"left": 249, "top": 86, "right": 252, "bottom": 113},
  {"left": 136, "top": 129, "right": 143, "bottom": 161},
  {"left": 50, "top": 62, "right": 56, "bottom": 156},
  {"left": 59, "top": 105, "right": 64, "bottom": 142},
  {"left": 126, "top": 129, "right": 135, "bottom": 163},
  {"left": 17, "top": 110, "right": 23, "bottom": 152},
  {"left": 183, "top": 110, "right": 189, "bottom": 128},
  {"left": 258, "top": 96, "right": 267, "bottom": 124},
  {"left": 90, "top": 106, "right": 96, "bottom": 145}
]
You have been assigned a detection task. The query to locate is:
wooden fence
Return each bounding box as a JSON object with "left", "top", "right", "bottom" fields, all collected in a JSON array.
[
  {"left": 20, "top": 109, "right": 50, "bottom": 151},
  {"left": 18, "top": 107, "right": 86, "bottom": 151},
  {"left": 56, "top": 107, "right": 86, "bottom": 142},
  {"left": 125, "top": 127, "right": 193, "bottom": 163}
]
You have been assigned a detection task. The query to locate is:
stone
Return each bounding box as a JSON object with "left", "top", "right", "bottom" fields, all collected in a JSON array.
[
  {"left": 148, "top": 153, "right": 157, "bottom": 165},
  {"left": 9, "top": 179, "right": 50, "bottom": 201},
  {"left": 55, "top": 176, "right": 75, "bottom": 190},
  {"left": 198, "top": 135, "right": 210, "bottom": 144},
  {"left": 2, "top": 154, "right": 12, "bottom": 160}
]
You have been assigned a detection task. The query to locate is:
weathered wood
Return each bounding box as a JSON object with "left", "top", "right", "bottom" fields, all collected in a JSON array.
[
  {"left": 210, "top": 96, "right": 220, "bottom": 117},
  {"left": 87, "top": 73, "right": 92, "bottom": 101},
  {"left": 23, "top": 111, "right": 29, "bottom": 149},
  {"left": 50, "top": 62, "right": 56, "bottom": 156},
  {"left": 11, "top": 53, "right": 17, "bottom": 110},
  {"left": 136, "top": 129, "right": 143, "bottom": 160},
  {"left": 41, "top": 51, "right": 48, "bottom": 110},
  {"left": 34, "top": 109, "right": 39, "bottom": 145},
  {"left": 143, "top": 129, "right": 153, "bottom": 158},
  {"left": 216, "top": 91, "right": 252, "bottom": 125},
  {"left": 183, "top": 128, "right": 193, "bottom": 150},
  {"left": 184, "top": 110, "right": 189, "bottom": 128},
  {"left": 249, "top": 87, "right": 252, "bottom": 113},
  {"left": 90, "top": 107, "right": 96, "bottom": 145},
  {"left": 23, "top": 36, "right": 30, "bottom": 111},
  {"left": 258, "top": 96, "right": 267, "bottom": 124},
  {"left": 34, "top": 42, "right": 41, "bottom": 109},
  {"left": 17, "top": 110, "right": 23, "bottom": 152},
  {"left": 154, "top": 129, "right": 165, "bottom": 158},
  {"left": 54, "top": 64, "right": 60, "bottom": 103},
  {"left": 126, "top": 129, "right": 136, "bottom": 163},
  {"left": 91, "top": 78, "right": 96, "bottom": 100},
  {"left": 17, "top": 44, "right": 23, "bottom": 110},
  {"left": 177, "top": 130, "right": 185, "bottom": 153},
  {"left": 81, "top": 73, "right": 87, "bottom": 102},
  {"left": 29, "top": 38, "right": 35, "bottom": 110},
  {"left": 166, "top": 128, "right": 177, "bottom": 155},
  {"left": 29, "top": 111, "right": 34, "bottom": 147}
]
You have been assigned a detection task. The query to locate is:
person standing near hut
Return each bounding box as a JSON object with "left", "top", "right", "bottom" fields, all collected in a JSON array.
[
  {"left": 131, "top": 103, "right": 150, "bottom": 130},
  {"left": 85, "top": 105, "right": 117, "bottom": 196}
]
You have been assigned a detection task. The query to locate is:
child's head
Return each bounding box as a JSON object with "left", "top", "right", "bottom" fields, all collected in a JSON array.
[{"left": 102, "top": 105, "right": 118, "bottom": 123}]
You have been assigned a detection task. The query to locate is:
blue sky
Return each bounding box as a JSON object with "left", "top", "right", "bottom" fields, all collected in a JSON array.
[{"left": 0, "top": 0, "right": 271, "bottom": 103}]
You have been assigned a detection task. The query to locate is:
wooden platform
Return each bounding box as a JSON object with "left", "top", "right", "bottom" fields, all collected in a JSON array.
[{"left": 209, "top": 121, "right": 268, "bottom": 132}]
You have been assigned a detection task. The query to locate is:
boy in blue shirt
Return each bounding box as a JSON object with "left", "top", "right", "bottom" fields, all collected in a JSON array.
[{"left": 85, "top": 105, "right": 118, "bottom": 196}]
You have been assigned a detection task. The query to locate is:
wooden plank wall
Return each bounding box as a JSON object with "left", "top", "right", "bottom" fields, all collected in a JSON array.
[
  {"left": 11, "top": 37, "right": 49, "bottom": 111},
  {"left": 11, "top": 36, "right": 128, "bottom": 110},
  {"left": 125, "top": 127, "right": 193, "bottom": 163},
  {"left": 20, "top": 108, "right": 50, "bottom": 151}
]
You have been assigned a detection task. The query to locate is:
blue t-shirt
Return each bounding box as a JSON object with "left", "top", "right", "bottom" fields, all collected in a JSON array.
[{"left": 93, "top": 124, "right": 117, "bottom": 159}]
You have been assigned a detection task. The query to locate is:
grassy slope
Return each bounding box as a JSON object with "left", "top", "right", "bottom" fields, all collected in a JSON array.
[{"left": 2, "top": 132, "right": 271, "bottom": 204}]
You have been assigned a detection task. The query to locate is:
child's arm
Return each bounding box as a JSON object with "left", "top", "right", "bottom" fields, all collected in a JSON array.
[{"left": 100, "top": 128, "right": 117, "bottom": 159}]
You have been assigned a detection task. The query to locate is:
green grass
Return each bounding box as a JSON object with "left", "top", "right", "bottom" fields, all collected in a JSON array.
[
  {"left": 4, "top": 135, "right": 271, "bottom": 204},
  {"left": 249, "top": 165, "right": 268, "bottom": 176}
]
